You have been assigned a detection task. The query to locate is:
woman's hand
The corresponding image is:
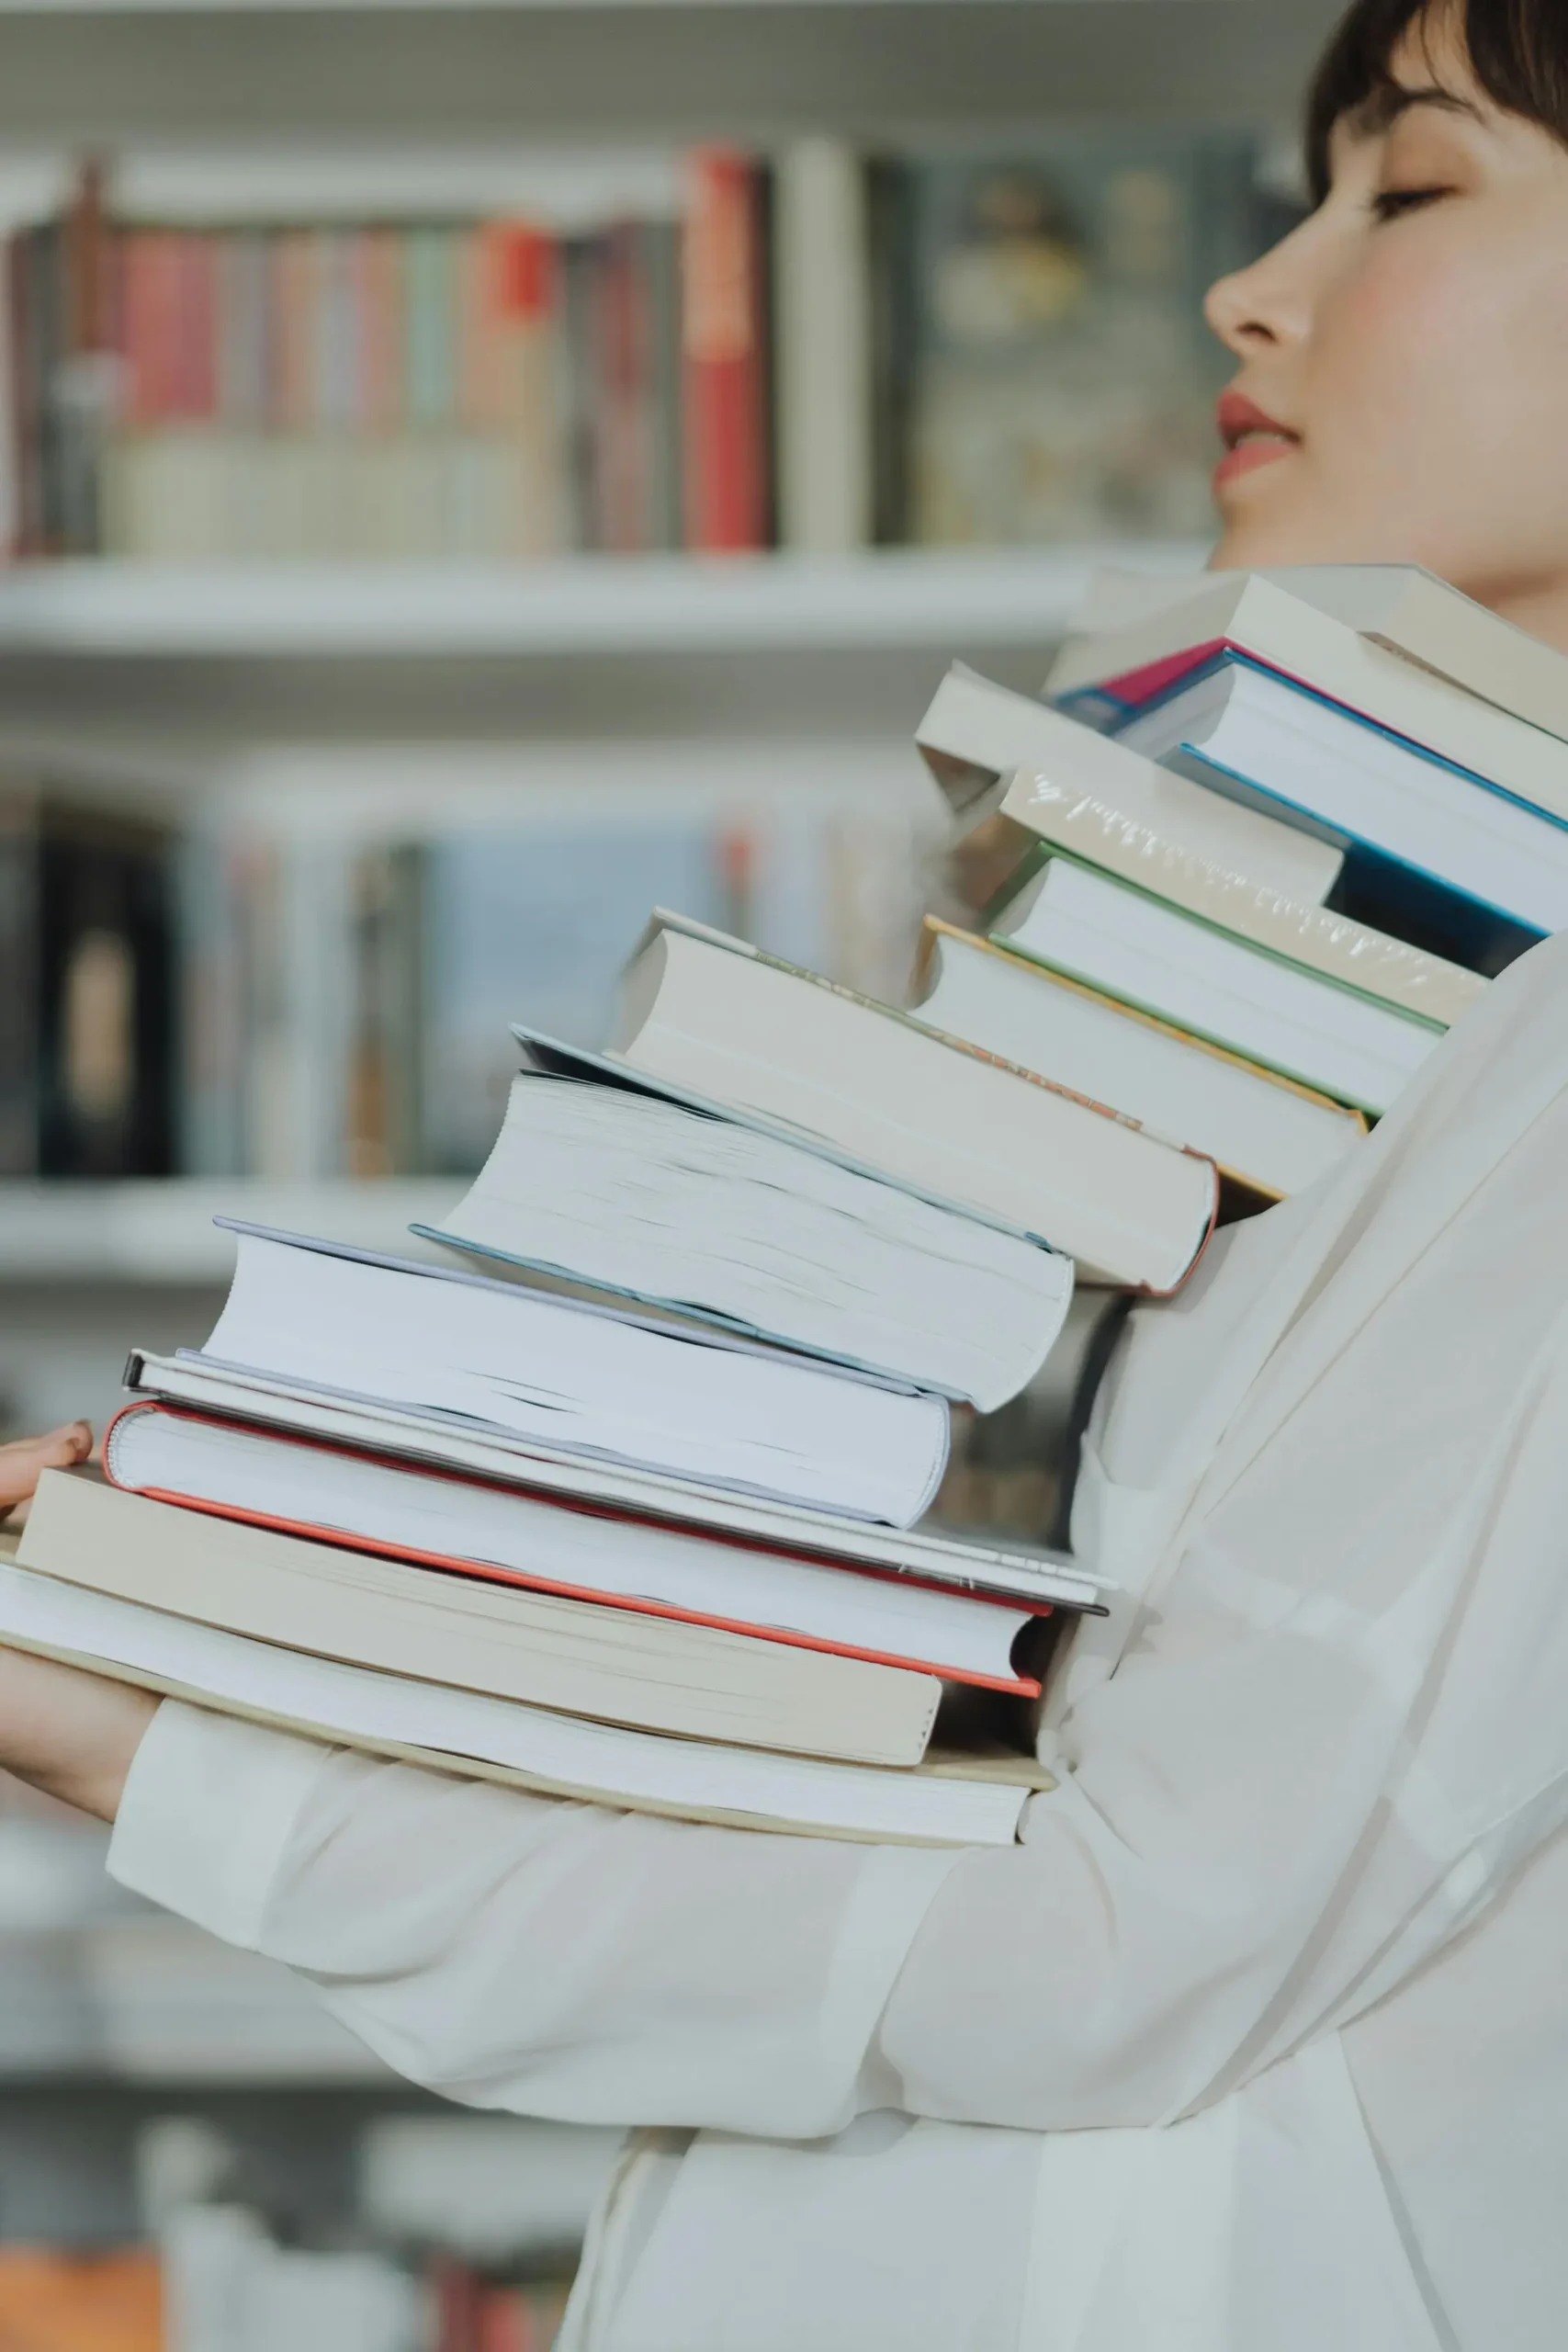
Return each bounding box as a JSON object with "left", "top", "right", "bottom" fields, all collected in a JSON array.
[
  {"left": 0, "top": 1420, "right": 94, "bottom": 1521},
  {"left": 0, "top": 1423, "right": 159, "bottom": 1820}
]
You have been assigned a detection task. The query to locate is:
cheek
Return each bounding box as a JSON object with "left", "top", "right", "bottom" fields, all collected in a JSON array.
[{"left": 1300, "top": 232, "right": 1568, "bottom": 571}]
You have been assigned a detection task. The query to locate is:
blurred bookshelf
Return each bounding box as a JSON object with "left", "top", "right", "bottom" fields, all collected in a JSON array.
[{"left": 0, "top": 6, "right": 1322, "bottom": 2329}]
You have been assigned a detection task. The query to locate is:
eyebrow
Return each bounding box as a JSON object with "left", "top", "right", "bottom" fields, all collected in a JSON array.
[{"left": 1347, "top": 82, "right": 1487, "bottom": 140}]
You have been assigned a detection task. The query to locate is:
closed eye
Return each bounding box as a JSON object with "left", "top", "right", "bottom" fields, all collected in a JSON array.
[{"left": 1371, "top": 185, "right": 1455, "bottom": 223}]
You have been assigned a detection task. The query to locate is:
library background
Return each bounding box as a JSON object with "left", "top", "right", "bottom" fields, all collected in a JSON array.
[{"left": 0, "top": 2, "right": 1339, "bottom": 2345}]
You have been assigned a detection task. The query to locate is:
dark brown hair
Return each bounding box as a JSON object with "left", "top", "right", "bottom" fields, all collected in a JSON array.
[{"left": 1306, "top": 0, "right": 1568, "bottom": 201}]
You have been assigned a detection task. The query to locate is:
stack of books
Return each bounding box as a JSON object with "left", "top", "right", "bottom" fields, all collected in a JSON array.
[
  {"left": 908, "top": 563, "right": 1568, "bottom": 1206},
  {"left": 0, "top": 908, "right": 1250, "bottom": 1847}
]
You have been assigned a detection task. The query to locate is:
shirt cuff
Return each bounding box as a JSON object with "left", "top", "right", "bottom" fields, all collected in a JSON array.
[{"left": 107, "top": 1699, "right": 332, "bottom": 1949}]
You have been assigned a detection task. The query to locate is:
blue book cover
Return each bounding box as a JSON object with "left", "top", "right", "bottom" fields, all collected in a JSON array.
[{"left": 1064, "top": 653, "right": 1549, "bottom": 977}]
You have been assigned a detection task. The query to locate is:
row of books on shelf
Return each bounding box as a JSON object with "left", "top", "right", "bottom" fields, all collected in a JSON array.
[
  {"left": 0, "top": 2232, "right": 571, "bottom": 2351},
  {"left": 7, "top": 134, "right": 1268, "bottom": 561},
  {"left": 1, "top": 561, "right": 1561, "bottom": 1860},
  {"left": 0, "top": 795, "right": 924, "bottom": 1182}
]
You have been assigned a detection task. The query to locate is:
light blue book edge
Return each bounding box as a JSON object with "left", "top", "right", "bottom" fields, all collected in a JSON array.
[
  {"left": 1165, "top": 741, "right": 1548, "bottom": 954},
  {"left": 1070, "top": 648, "right": 1568, "bottom": 836}
]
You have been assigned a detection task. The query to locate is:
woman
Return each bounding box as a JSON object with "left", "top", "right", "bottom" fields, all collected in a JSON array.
[{"left": 6, "top": 4, "right": 1568, "bottom": 2344}]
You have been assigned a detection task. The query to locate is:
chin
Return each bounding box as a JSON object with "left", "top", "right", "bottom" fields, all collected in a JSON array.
[{"left": 1209, "top": 475, "right": 1440, "bottom": 575}]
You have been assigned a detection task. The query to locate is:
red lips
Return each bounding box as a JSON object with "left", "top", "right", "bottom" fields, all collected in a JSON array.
[{"left": 1214, "top": 390, "right": 1301, "bottom": 490}]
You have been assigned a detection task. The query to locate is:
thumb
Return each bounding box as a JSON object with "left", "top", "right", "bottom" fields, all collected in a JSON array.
[{"left": 0, "top": 1423, "right": 93, "bottom": 1515}]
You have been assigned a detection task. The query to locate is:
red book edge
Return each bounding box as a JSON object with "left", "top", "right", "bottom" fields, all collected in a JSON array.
[{"left": 102, "top": 1400, "right": 1046, "bottom": 1696}]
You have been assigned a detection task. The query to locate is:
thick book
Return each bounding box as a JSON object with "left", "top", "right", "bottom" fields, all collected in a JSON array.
[
  {"left": 1082, "top": 562, "right": 1568, "bottom": 749},
  {"left": 584, "top": 909, "right": 1219, "bottom": 1293},
  {"left": 1111, "top": 655, "right": 1565, "bottom": 970},
  {"left": 22, "top": 1470, "right": 949, "bottom": 1767},
  {"left": 0, "top": 1542, "right": 1045, "bottom": 1848},
  {"left": 417, "top": 1065, "right": 1073, "bottom": 1412},
  {"left": 1046, "top": 570, "right": 1568, "bottom": 826},
  {"left": 965, "top": 758, "right": 1485, "bottom": 1031},
  {"left": 913, "top": 920, "right": 1367, "bottom": 1202},
  {"left": 916, "top": 660, "right": 1344, "bottom": 902},
  {"left": 193, "top": 1225, "right": 951, "bottom": 1529},
  {"left": 104, "top": 1405, "right": 1052, "bottom": 1696},
  {"left": 986, "top": 850, "right": 1441, "bottom": 1116},
  {"left": 125, "top": 1349, "right": 1109, "bottom": 1612}
]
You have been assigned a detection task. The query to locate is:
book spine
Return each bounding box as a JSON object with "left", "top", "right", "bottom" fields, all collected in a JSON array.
[
  {"left": 640, "top": 215, "right": 683, "bottom": 550},
  {"left": 650, "top": 915, "right": 1146, "bottom": 1132},
  {"left": 152, "top": 230, "right": 218, "bottom": 428},
  {"left": 405, "top": 224, "right": 457, "bottom": 431},
  {"left": 865, "top": 155, "right": 915, "bottom": 545},
  {"left": 28, "top": 223, "right": 65, "bottom": 554},
  {"left": 5, "top": 233, "right": 39, "bottom": 558},
  {"left": 592, "top": 216, "right": 653, "bottom": 553},
  {"left": 774, "top": 139, "right": 873, "bottom": 551},
  {"left": 0, "top": 802, "right": 38, "bottom": 1173},
  {"left": 57, "top": 158, "right": 115, "bottom": 556},
  {"left": 681, "top": 148, "right": 772, "bottom": 551},
  {"left": 489, "top": 220, "right": 563, "bottom": 558},
  {"left": 557, "top": 230, "right": 600, "bottom": 550},
  {"left": 314, "top": 227, "right": 361, "bottom": 434},
  {"left": 270, "top": 229, "right": 318, "bottom": 434},
  {"left": 358, "top": 226, "right": 404, "bottom": 434},
  {"left": 216, "top": 229, "right": 271, "bottom": 434}
]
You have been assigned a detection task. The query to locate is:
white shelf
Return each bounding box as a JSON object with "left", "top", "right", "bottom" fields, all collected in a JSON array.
[
  {"left": 0, "top": 1180, "right": 463, "bottom": 1283},
  {"left": 0, "top": 547, "right": 1207, "bottom": 660}
]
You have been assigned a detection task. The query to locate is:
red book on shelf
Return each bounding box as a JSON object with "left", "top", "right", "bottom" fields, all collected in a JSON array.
[
  {"left": 592, "top": 217, "right": 653, "bottom": 551},
  {"left": 488, "top": 220, "right": 565, "bottom": 555},
  {"left": 103, "top": 1400, "right": 1051, "bottom": 1697},
  {"left": 172, "top": 232, "right": 219, "bottom": 422},
  {"left": 120, "top": 231, "right": 184, "bottom": 426},
  {"left": 681, "top": 147, "right": 771, "bottom": 551}
]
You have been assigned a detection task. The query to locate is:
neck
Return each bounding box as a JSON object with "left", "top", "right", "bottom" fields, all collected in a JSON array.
[{"left": 1475, "top": 577, "right": 1568, "bottom": 656}]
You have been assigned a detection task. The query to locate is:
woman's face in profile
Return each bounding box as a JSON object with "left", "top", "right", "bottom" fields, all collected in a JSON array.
[{"left": 1205, "top": 6, "right": 1568, "bottom": 611}]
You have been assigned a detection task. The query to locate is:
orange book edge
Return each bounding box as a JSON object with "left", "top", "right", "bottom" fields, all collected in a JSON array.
[{"left": 103, "top": 1402, "right": 1046, "bottom": 1698}]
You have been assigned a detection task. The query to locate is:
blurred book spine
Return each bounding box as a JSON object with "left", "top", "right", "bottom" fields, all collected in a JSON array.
[{"left": 0, "top": 794, "right": 175, "bottom": 1178}]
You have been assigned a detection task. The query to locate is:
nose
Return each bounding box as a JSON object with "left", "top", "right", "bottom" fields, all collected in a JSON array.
[{"left": 1204, "top": 214, "right": 1318, "bottom": 362}]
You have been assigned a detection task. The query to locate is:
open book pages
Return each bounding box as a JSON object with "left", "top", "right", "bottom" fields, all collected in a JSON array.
[
  {"left": 602, "top": 911, "right": 1220, "bottom": 1293},
  {"left": 196, "top": 1226, "right": 952, "bottom": 1529},
  {"left": 421, "top": 1066, "right": 1072, "bottom": 1413}
]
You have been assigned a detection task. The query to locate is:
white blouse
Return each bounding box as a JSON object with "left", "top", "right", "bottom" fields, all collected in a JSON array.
[{"left": 108, "top": 928, "right": 1568, "bottom": 2352}]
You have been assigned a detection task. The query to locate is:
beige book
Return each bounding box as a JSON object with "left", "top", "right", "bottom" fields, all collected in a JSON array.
[
  {"left": 604, "top": 911, "right": 1220, "bottom": 1293},
  {"left": 1084, "top": 562, "right": 1568, "bottom": 747},
  {"left": 18, "top": 1471, "right": 942, "bottom": 1769},
  {"left": 965, "top": 763, "right": 1484, "bottom": 1033},
  {"left": 0, "top": 1531, "right": 1047, "bottom": 1848},
  {"left": 913, "top": 920, "right": 1366, "bottom": 1203}
]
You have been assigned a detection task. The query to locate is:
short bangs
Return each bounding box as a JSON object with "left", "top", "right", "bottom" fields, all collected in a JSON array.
[{"left": 1306, "top": 0, "right": 1568, "bottom": 201}]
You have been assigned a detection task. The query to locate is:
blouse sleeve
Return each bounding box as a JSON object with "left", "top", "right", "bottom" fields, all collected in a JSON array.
[
  {"left": 107, "top": 1701, "right": 959, "bottom": 2140},
  {"left": 108, "top": 1313, "right": 1568, "bottom": 2142}
]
